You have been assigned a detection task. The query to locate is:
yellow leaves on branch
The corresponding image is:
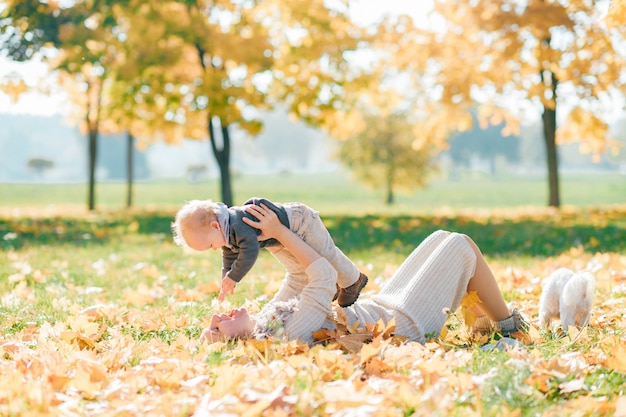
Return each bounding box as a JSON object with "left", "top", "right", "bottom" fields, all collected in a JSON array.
[
  {"left": 557, "top": 108, "right": 621, "bottom": 160},
  {"left": 0, "top": 77, "right": 28, "bottom": 102},
  {"left": 477, "top": 104, "right": 521, "bottom": 137},
  {"left": 605, "top": 0, "right": 626, "bottom": 28}
]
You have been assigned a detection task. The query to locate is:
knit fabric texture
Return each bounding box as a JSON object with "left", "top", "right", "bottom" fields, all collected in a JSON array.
[
  {"left": 254, "top": 230, "right": 479, "bottom": 345},
  {"left": 254, "top": 257, "right": 337, "bottom": 344}
]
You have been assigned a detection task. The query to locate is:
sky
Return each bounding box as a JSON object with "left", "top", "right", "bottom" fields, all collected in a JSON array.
[{"left": 0, "top": 0, "right": 431, "bottom": 116}]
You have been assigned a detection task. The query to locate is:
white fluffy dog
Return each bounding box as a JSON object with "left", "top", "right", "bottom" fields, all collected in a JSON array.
[{"left": 538, "top": 267, "right": 596, "bottom": 330}]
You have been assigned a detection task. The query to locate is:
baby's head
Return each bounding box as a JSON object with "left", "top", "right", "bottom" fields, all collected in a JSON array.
[{"left": 172, "top": 199, "right": 227, "bottom": 251}]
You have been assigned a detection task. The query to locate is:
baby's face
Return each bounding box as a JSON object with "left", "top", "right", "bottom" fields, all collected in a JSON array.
[{"left": 184, "top": 221, "right": 226, "bottom": 251}]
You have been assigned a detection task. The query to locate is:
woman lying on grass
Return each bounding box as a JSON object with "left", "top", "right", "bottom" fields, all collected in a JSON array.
[{"left": 201, "top": 204, "right": 528, "bottom": 345}]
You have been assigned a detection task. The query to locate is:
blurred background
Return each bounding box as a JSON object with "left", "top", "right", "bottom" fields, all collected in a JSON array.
[{"left": 1, "top": 0, "right": 625, "bottom": 211}]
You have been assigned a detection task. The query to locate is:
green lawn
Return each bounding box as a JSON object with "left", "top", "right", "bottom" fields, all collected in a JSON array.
[
  {"left": 1, "top": 171, "right": 624, "bottom": 215},
  {"left": 1, "top": 172, "right": 626, "bottom": 416}
]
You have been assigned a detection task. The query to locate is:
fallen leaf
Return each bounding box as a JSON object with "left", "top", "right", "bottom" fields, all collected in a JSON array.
[{"left": 559, "top": 377, "right": 585, "bottom": 394}]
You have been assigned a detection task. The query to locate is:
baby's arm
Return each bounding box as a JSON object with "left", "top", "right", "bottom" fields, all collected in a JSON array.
[
  {"left": 218, "top": 223, "right": 260, "bottom": 301},
  {"left": 219, "top": 275, "right": 237, "bottom": 302}
]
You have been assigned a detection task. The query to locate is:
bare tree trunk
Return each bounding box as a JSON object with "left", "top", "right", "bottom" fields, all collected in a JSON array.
[
  {"left": 386, "top": 156, "right": 395, "bottom": 205},
  {"left": 86, "top": 79, "right": 102, "bottom": 212},
  {"left": 385, "top": 123, "right": 395, "bottom": 205},
  {"left": 126, "top": 131, "right": 134, "bottom": 208},
  {"left": 208, "top": 116, "right": 233, "bottom": 206},
  {"left": 386, "top": 180, "right": 394, "bottom": 205},
  {"left": 88, "top": 127, "right": 97, "bottom": 211},
  {"left": 541, "top": 70, "right": 560, "bottom": 208}
]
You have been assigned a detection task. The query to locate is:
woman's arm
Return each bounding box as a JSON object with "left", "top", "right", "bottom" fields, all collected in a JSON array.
[
  {"left": 243, "top": 204, "right": 335, "bottom": 344},
  {"left": 243, "top": 204, "right": 322, "bottom": 268}
]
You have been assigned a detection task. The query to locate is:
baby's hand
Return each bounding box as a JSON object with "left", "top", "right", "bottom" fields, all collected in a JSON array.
[{"left": 218, "top": 276, "right": 237, "bottom": 302}]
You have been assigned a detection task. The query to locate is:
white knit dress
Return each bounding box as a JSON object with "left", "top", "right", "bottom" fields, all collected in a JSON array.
[{"left": 254, "top": 230, "right": 476, "bottom": 344}]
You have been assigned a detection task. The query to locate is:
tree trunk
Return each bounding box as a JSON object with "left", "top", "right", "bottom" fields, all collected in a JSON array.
[
  {"left": 386, "top": 154, "right": 394, "bottom": 205},
  {"left": 85, "top": 79, "right": 102, "bottom": 212},
  {"left": 87, "top": 127, "right": 97, "bottom": 211},
  {"left": 386, "top": 182, "right": 394, "bottom": 205},
  {"left": 541, "top": 70, "right": 560, "bottom": 208},
  {"left": 126, "top": 131, "right": 134, "bottom": 208},
  {"left": 385, "top": 126, "right": 395, "bottom": 205},
  {"left": 208, "top": 116, "right": 233, "bottom": 206}
]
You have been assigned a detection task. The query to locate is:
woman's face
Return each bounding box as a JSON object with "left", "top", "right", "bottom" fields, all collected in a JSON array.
[{"left": 205, "top": 308, "right": 254, "bottom": 341}]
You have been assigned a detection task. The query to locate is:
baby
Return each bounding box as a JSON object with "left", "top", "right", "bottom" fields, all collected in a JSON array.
[{"left": 171, "top": 197, "right": 368, "bottom": 307}]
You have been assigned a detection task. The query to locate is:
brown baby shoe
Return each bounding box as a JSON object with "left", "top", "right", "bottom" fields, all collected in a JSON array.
[{"left": 337, "top": 273, "right": 368, "bottom": 307}]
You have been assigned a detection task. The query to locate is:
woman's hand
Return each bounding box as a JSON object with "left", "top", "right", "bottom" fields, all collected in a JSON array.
[
  {"left": 200, "top": 313, "right": 227, "bottom": 343},
  {"left": 200, "top": 308, "right": 254, "bottom": 343},
  {"left": 243, "top": 204, "right": 286, "bottom": 241}
]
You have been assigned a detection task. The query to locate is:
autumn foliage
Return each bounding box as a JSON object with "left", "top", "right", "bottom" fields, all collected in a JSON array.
[{"left": 1, "top": 206, "right": 626, "bottom": 415}]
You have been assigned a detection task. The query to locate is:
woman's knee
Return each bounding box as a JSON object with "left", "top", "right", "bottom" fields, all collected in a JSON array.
[
  {"left": 430, "top": 230, "right": 451, "bottom": 240},
  {"left": 461, "top": 234, "right": 482, "bottom": 255}
]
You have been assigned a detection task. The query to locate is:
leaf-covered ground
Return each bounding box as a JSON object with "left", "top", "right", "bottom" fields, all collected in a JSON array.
[{"left": 1, "top": 206, "right": 625, "bottom": 416}]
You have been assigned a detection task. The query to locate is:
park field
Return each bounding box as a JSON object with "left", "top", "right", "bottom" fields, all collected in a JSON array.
[
  {"left": 1, "top": 170, "right": 625, "bottom": 215},
  {"left": 1, "top": 171, "right": 626, "bottom": 416}
]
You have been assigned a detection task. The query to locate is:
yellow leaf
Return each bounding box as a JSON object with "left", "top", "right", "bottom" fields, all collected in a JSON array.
[
  {"left": 364, "top": 356, "right": 391, "bottom": 376},
  {"left": 606, "top": 341, "right": 626, "bottom": 372},
  {"left": 360, "top": 337, "right": 383, "bottom": 365},
  {"left": 461, "top": 291, "right": 482, "bottom": 327},
  {"left": 336, "top": 334, "right": 370, "bottom": 352},
  {"left": 127, "top": 221, "right": 139, "bottom": 232}
]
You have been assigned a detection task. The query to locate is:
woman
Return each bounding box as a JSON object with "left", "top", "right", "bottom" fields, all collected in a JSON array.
[{"left": 201, "top": 204, "right": 527, "bottom": 344}]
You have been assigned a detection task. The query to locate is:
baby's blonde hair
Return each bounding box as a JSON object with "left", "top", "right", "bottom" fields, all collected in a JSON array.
[{"left": 171, "top": 199, "right": 221, "bottom": 247}]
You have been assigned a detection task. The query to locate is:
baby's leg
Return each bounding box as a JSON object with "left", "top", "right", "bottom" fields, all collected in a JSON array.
[{"left": 286, "top": 203, "right": 361, "bottom": 288}]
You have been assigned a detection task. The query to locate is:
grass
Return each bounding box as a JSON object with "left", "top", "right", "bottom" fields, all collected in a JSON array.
[
  {"left": 0, "top": 173, "right": 625, "bottom": 415},
  {"left": 1, "top": 170, "right": 625, "bottom": 214}
]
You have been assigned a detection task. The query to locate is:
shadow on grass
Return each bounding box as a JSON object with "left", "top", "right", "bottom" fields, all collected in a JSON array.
[
  {"left": 325, "top": 213, "right": 626, "bottom": 257},
  {"left": 1, "top": 207, "right": 624, "bottom": 257}
]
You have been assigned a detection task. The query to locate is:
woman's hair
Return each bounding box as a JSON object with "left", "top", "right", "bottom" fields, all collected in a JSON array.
[{"left": 171, "top": 199, "right": 220, "bottom": 247}]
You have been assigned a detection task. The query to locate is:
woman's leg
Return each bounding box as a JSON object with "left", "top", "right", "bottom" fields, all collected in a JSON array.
[
  {"left": 265, "top": 246, "right": 306, "bottom": 303},
  {"left": 377, "top": 230, "right": 452, "bottom": 296},
  {"left": 463, "top": 235, "right": 510, "bottom": 321},
  {"left": 372, "top": 232, "right": 476, "bottom": 338},
  {"left": 372, "top": 231, "right": 518, "bottom": 340}
]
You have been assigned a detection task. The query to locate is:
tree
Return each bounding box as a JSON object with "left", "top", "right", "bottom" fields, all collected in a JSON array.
[
  {"left": 101, "top": 1, "right": 189, "bottom": 209},
  {"left": 27, "top": 157, "right": 54, "bottom": 179},
  {"left": 338, "top": 111, "right": 437, "bottom": 205},
  {"left": 2, "top": 1, "right": 189, "bottom": 210},
  {"left": 259, "top": 0, "right": 369, "bottom": 132},
  {"left": 1, "top": 0, "right": 123, "bottom": 211},
  {"left": 141, "top": 0, "right": 274, "bottom": 206},
  {"left": 606, "top": 0, "right": 626, "bottom": 27},
  {"left": 448, "top": 111, "right": 520, "bottom": 176},
  {"left": 158, "top": 0, "right": 367, "bottom": 206},
  {"left": 385, "top": 0, "right": 626, "bottom": 207}
]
